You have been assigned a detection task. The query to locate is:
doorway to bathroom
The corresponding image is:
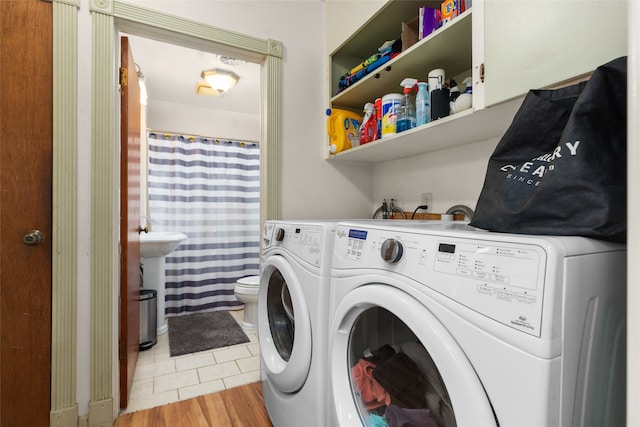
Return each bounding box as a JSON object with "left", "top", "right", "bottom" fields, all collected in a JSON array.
[
  {"left": 125, "top": 32, "right": 262, "bottom": 316},
  {"left": 117, "top": 27, "right": 265, "bottom": 409}
]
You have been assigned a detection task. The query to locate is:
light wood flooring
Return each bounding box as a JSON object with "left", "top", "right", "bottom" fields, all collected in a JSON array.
[{"left": 114, "top": 381, "right": 273, "bottom": 427}]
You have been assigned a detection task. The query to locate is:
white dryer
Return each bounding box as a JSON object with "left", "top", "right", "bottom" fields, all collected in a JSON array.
[
  {"left": 259, "top": 220, "right": 340, "bottom": 427},
  {"left": 328, "top": 221, "right": 626, "bottom": 427}
]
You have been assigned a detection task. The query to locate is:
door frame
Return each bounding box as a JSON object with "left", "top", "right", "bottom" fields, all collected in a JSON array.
[
  {"left": 50, "top": 0, "right": 282, "bottom": 423},
  {"left": 50, "top": 0, "right": 79, "bottom": 424}
]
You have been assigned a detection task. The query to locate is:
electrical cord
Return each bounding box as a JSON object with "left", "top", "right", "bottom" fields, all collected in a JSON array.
[{"left": 411, "top": 205, "right": 429, "bottom": 219}]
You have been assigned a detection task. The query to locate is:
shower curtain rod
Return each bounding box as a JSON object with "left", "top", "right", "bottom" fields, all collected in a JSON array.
[{"left": 147, "top": 128, "right": 259, "bottom": 146}]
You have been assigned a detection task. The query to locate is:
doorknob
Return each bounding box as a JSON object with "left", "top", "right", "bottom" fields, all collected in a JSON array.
[{"left": 23, "top": 230, "right": 45, "bottom": 246}]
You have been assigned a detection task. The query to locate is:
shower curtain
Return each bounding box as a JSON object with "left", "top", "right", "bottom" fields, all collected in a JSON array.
[{"left": 147, "top": 131, "right": 260, "bottom": 316}]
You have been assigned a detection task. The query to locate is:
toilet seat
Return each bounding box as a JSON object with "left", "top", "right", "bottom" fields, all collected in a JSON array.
[
  {"left": 235, "top": 275, "right": 260, "bottom": 330},
  {"left": 237, "top": 276, "right": 260, "bottom": 287}
]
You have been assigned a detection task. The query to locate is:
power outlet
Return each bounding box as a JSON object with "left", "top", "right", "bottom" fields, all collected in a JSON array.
[{"left": 421, "top": 192, "right": 433, "bottom": 210}]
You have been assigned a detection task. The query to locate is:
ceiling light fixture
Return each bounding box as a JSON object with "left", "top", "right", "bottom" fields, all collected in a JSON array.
[{"left": 197, "top": 69, "right": 239, "bottom": 96}]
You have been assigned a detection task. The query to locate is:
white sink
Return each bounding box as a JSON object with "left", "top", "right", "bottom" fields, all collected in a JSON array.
[
  {"left": 140, "top": 231, "right": 188, "bottom": 336},
  {"left": 140, "top": 231, "right": 188, "bottom": 258}
]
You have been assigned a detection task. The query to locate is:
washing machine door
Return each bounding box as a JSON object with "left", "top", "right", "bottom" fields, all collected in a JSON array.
[
  {"left": 259, "top": 255, "right": 312, "bottom": 393},
  {"left": 330, "top": 284, "right": 497, "bottom": 427}
]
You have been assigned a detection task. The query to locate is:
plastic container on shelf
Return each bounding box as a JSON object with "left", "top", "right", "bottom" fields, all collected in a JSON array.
[
  {"left": 326, "top": 108, "right": 361, "bottom": 154},
  {"left": 381, "top": 93, "right": 403, "bottom": 137},
  {"left": 359, "top": 102, "right": 378, "bottom": 145},
  {"left": 416, "top": 81, "right": 431, "bottom": 126},
  {"left": 397, "top": 78, "right": 417, "bottom": 133},
  {"left": 452, "top": 76, "right": 473, "bottom": 114},
  {"left": 374, "top": 97, "right": 382, "bottom": 140},
  {"left": 428, "top": 68, "right": 449, "bottom": 121}
]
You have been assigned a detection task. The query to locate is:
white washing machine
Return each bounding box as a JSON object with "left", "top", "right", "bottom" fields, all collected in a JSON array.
[
  {"left": 259, "top": 220, "right": 341, "bottom": 427},
  {"left": 328, "top": 221, "right": 626, "bottom": 427}
]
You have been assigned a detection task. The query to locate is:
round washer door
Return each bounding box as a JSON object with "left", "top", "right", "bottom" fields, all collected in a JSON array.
[
  {"left": 330, "top": 284, "right": 497, "bottom": 427},
  {"left": 259, "top": 254, "right": 312, "bottom": 393}
]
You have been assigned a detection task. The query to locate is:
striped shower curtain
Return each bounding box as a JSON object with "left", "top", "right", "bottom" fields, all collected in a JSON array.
[{"left": 147, "top": 131, "right": 260, "bottom": 316}]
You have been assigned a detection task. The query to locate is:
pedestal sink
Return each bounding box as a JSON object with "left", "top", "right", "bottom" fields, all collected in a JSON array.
[{"left": 140, "top": 231, "right": 188, "bottom": 335}]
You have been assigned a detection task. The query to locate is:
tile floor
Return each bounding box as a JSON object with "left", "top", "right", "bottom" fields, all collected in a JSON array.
[{"left": 121, "top": 309, "right": 261, "bottom": 414}]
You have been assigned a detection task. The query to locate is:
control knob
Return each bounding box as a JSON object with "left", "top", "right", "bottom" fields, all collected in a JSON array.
[
  {"left": 275, "top": 228, "right": 285, "bottom": 241},
  {"left": 380, "top": 238, "right": 403, "bottom": 263}
]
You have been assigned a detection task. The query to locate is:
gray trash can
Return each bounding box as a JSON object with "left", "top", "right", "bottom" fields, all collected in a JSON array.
[{"left": 139, "top": 289, "right": 157, "bottom": 351}]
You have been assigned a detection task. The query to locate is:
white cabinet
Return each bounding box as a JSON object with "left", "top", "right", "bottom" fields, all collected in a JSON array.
[
  {"left": 330, "top": 7, "right": 473, "bottom": 112},
  {"left": 482, "top": 0, "right": 628, "bottom": 107},
  {"left": 326, "top": 0, "right": 627, "bottom": 163}
]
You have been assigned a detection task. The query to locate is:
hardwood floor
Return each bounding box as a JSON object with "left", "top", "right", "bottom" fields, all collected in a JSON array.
[{"left": 114, "top": 382, "right": 273, "bottom": 427}]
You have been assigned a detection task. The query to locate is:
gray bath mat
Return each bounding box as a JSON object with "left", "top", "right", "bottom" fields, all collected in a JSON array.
[{"left": 167, "top": 310, "right": 250, "bottom": 357}]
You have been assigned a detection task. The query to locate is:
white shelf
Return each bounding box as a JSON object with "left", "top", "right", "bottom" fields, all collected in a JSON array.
[
  {"left": 327, "top": 5, "right": 483, "bottom": 163},
  {"left": 331, "top": 9, "right": 473, "bottom": 112},
  {"left": 327, "top": 96, "right": 523, "bottom": 163}
]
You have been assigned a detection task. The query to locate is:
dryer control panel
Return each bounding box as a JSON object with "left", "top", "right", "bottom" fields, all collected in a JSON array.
[
  {"left": 333, "top": 224, "right": 550, "bottom": 337},
  {"left": 264, "top": 222, "right": 328, "bottom": 268}
]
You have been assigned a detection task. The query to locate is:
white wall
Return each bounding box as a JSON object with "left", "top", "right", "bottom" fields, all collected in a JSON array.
[
  {"left": 147, "top": 100, "right": 260, "bottom": 142},
  {"left": 372, "top": 138, "right": 497, "bottom": 217}
]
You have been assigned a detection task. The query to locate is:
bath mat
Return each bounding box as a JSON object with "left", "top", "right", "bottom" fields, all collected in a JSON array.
[{"left": 167, "top": 310, "right": 250, "bottom": 357}]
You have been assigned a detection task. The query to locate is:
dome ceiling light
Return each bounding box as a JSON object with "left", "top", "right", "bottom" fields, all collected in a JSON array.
[{"left": 195, "top": 69, "right": 239, "bottom": 96}]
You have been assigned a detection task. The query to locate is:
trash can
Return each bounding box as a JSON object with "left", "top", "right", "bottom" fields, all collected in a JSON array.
[{"left": 139, "top": 289, "right": 157, "bottom": 351}]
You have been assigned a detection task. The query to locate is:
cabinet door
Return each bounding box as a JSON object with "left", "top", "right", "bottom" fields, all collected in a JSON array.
[{"left": 483, "top": 0, "right": 627, "bottom": 107}]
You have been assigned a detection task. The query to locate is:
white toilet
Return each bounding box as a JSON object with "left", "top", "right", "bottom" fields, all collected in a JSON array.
[{"left": 234, "top": 275, "right": 260, "bottom": 330}]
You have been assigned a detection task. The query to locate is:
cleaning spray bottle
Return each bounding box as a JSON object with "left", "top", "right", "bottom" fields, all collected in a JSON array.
[
  {"left": 374, "top": 97, "right": 382, "bottom": 140},
  {"left": 415, "top": 81, "right": 430, "bottom": 127},
  {"left": 359, "top": 102, "right": 378, "bottom": 145},
  {"left": 396, "top": 78, "right": 417, "bottom": 133}
]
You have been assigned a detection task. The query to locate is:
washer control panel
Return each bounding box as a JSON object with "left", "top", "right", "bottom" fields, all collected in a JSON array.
[
  {"left": 334, "top": 224, "right": 549, "bottom": 337},
  {"left": 264, "top": 222, "right": 326, "bottom": 267}
]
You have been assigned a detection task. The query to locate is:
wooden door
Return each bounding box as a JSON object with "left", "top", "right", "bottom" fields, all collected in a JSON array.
[
  {"left": 0, "top": 0, "right": 53, "bottom": 425},
  {"left": 119, "top": 36, "right": 142, "bottom": 409}
]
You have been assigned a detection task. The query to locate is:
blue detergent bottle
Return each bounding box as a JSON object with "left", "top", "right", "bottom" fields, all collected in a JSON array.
[{"left": 416, "top": 82, "right": 430, "bottom": 127}]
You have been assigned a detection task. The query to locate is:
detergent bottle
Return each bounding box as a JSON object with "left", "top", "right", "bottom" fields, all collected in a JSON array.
[
  {"left": 396, "top": 78, "right": 417, "bottom": 133},
  {"left": 415, "top": 81, "right": 430, "bottom": 127},
  {"left": 359, "top": 102, "right": 378, "bottom": 145},
  {"left": 326, "top": 108, "right": 361, "bottom": 154}
]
